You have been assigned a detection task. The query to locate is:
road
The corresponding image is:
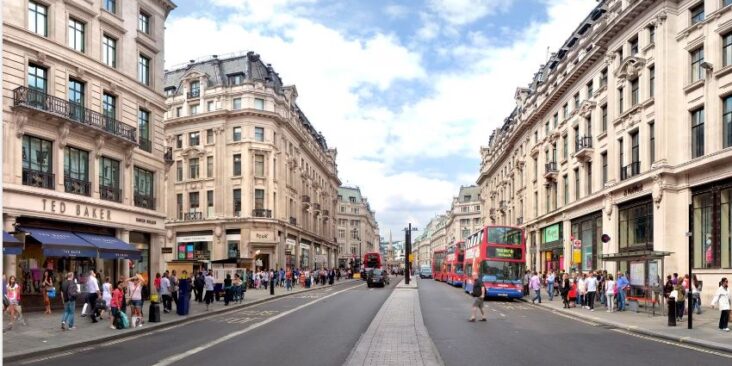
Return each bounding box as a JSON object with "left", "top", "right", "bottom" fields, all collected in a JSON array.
[
  {"left": 419, "top": 278, "right": 731, "bottom": 366},
  {"left": 10, "top": 278, "right": 398, "bottom": 366}
]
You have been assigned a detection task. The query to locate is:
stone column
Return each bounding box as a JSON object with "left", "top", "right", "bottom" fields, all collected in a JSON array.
[
  {"left": 3, "top": 215, "right": 18, "bottom": 278},
  {"left": 118, "top": 229, "right": 131, "bottom": 280}
]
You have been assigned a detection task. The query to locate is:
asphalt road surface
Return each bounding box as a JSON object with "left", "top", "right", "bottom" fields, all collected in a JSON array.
[
  {"left": 419, "top": 278, "right": 732, "bottom": 366},
  {"left": 10, "top": 278, "right": 398, "bottom": 366}
]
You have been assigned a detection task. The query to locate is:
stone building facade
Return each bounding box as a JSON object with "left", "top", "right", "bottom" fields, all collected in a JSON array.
[
  {"left": 478, "top": 0, "right": 732, "bottom": 303},
  {"left": 2, "top": 0, "right": 176, "bottom": 301},
  {"left": 162, "top": 52, "right": 340, "bottom": 273},
  {"left": 335, "top": 186, "right": 379, "bottom": 269},
  {"left": 445, "top": 185, "right": 482, "bottom": 245}
]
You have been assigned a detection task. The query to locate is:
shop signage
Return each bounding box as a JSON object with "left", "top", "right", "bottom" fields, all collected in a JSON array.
[
  {"left": 161, "top": 247, "right": 173, "bottom": 254},
  {"left": 135, "top": 217, "right": 157, "bottom": 225},
  {"left": 250, "top": 231, "right": 276, "bottom": 243},
  {"left": 176, "top": 234, "right": 213, "bottom": 243},
  {"left": 623, "top": 183, "right": 643, "bottom": 196},
  {"left": 286, "top": 238, "right": 297, "bottom": 246},
  {"left": 42, "top": 199, "right": 112, "bottom": 221},
  {"left": 572, "top": 249, "right": 581, "bottom": 263},
  {"left": 300, "top": 243, "right": 311, "bottom": 250},
  {"left": 488, "top": 247, "right": 522, "bottom": 260},
  {"left": 226, "top": 233, "right": 241, "bottom": 241},
  {"left": 542, "top": 224, "right": 561, "bottom": 243}
]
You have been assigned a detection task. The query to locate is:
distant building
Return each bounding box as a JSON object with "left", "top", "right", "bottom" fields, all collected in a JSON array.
[{"left": 335, "top": 186, "right": 379, "bottom": 269}]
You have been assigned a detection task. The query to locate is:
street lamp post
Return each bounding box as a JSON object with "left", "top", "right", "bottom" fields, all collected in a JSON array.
[{"left": 404, "top": 223, "right": 418, "bottom": 285}]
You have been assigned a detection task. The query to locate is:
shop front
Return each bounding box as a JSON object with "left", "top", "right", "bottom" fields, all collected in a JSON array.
[
  {"left": 173, "top": 231, "right": 213, "bottom": 274},
  {"left": 300, "top": 240, "right": 311, "bottom": 269},
  {"left": 570, "top": 211, "right": 603, "bottom": 272},
  {"left": 540, "top": 223, "right": 563, "bottom": 272},
  {"left": 129, "top": 232, "right": 150, "bottom": 284},
  {"left": 285, "top": 236, "right": 297, "bottom": 269}
]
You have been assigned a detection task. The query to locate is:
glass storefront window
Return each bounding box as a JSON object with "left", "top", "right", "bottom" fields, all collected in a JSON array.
[
  {"left": 618, "top": 200, "right": 653, "bottom": 250},
  {"left": 227, "top": 240, "right": 239, "bottom": 259},
  {"left": 693, "top": 193, "right": 714, "bottom": 268},
  {"left": 723, "top": 189, "right": 731, "bottom": 268},
  {"left": 581, "top": 220, "right": 593, "bottom": 271},
  {"left": 300, "top": 248, "right": 310, "bottom": 269}
]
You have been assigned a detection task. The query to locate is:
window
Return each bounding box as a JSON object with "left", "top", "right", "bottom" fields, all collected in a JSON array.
[
  {"left": 165, "top": 87, "right": 176, "bottom": 97},
  {"left": 562, "top": 135, "right": 568, "bottom": 160},
  {"left": 207, "top": 156, "right": 214, "bottom": 177},
  {"left": 573, "top": 126, "right": 579, "bottom": 152},
  {"left": 68, "top": 79, "right": 85, "bottom": 120},
  {"left": 175, "top": 134, "right": 183, "bottom": 149},
  {"left": 233, "top": 154, "right": 241, "bottom": 176},
  {"left": 228, "top": 74, "right": 244, "bottom": 85},
  {"left": 534, "top": 191, "right": 538, "bottom": 217},
  {"left": 617, "top": 46, "right": 624, "bottom": 61},
  {"left": 533, "top": 157, "right": 538, "bottom": 180},
  {"left": 338, "top": 229, "right": 346, "bottom": 239},
  {"left": 176, "top": 107, "right": 182, "bottom": 117},
  {"left": 233, "top": 127, "right": 241, "bottom": 141},
  {"left": 189, "top": 158, "right": 199, "bottom": 179},
  {"left": 563, "top": 175, "right": 569, "bottom": 205},
  {"left": 563, "top": 103, "right": 569, "bottom": 119},
  {"left": 619, "top": 137, "right": 624, "bottom": 176},
  {"left": 586, "top": 80, "right": 594, "bottom": 98},
  {"left": 138, "top": 109, "right": 151, "bottom": 152},
  {"left": 104, "top": 0, "right": 116, "bottom": 14},
  {"left": 68, "top": 18, "right": 85, "bottom": 52},
  {"left": 233, "top": 98, "right": 241, "bottom": 110},
  {"left": 189, "top": 81, "right": 200, "bottom": 97},
  {"left": 28, "top": 1, "right": 48, "bottom": 36},
  {"left": 255, "top": 154, "right": 265, "bottom": 176},
  {"left": 553, "top": 113, "right": 559, "bottom": 128},
  {"left": 574, "top": 168, "right": 580, "bottom": 200},
  {"left": 255, "top": 189, "right": 265, "bottom": 210},
  {"left": 102, "top": 93, "right": 116, "bottom": 124},
  {"left": 691, "top": 48, "right": 705, "bottom": 83},
  {"left": 629, "top": 36, "right": 639, "bottom": 56},
  {"left": 618, "top": 200, "right": 653, "bottom": 250},
  {"left": 631, "top": 78, "right": 639, "bottom": 106},
  {"left": 649, "top": 122, "right": 656, "bottom": 163},
  {"left": 649, "top": 66, "right": 655, "bottom": 98},
  {"left": 349, "top": 196, "right": 357, "bottom": 203},
  {"left": 691, "top": 108, "right": 705, "bottom": 158},
  {"left": 648, "top": 25, "right": 655, "bottom": 44},
  {"left": 690, "top": 3, "right": 705, "bottom": 25},
  {"left": 534, "top": 130, "right": 538, "bottom": 143},
  {"left": 138, "top": 12, "right": 150, "bottom": 34},
  {"left": 631, "top": 131, "right": 640, "bottom": 166},
  {"left": 189, "top": 192, "right": 200, "bottom": 212},
  {"left": 207, "top": 101, "right": 214, "bottom": 112},
  {"left": 176, "top": 194, "right": 183, "bottom": 219},
  {"left": 725, "top": 33, "right": 732, "bottom": 67},
  {"left": 138, "top": 54, "right": 150, "bottom": 86},
  {"left": 600, "top": 68, "right": 608, "bottom": 88},
  {"left": 574, "top": 93, "right": 580, "bottom": 109},
  {"left": 725, "top": 96, "right": 732, "bottom": 148},
  {"left": 102, "top": 35, "right": 117, "bottom": 68},
  {"left": 190, "top": 104, "right": 198, "bottom": 115},
  {"left": 233, "top": 189, "right": 241, "bottom": 216},
  {"left": 254, "top": 98, "right": 264, "bottom": 110},
  {"left": 255, "top": 127, "right": 264, "bottom": 142},
  {"left": 189, "top": 131, "right": 200, "bottom": 146},
  {"left": 63, "top": 147, "right": 89, "bottom": 195},
  {"left": 22, "top": 135, "right": 53, "bottom": 188},
  {"left": 206, "top": 129, "right": 214, "bottom": 144},
  {"left": 586, "top": 162, "right": 592, "bottom": 195},
  {"left": 28, "top": 64, "right": 47, "bottom": 92},
  {"left": 134, "top": 167, "right": 155, "bottom": 209},
  {"left": 545, "top": 121, "right": 549, "bottom": 136},
  {"left": 207, "top": 190, "right": 214, "bottom": 217},
  {"left": 176, "top": 161, "right": 182, "bottom": 181},
  {"left": 618, "top": 87, "right": 624, "bottom": 114},
  {"left": 601, "top": 105, "right": 608, "bottom": 133},
  {"left": 99, "top": 157, "right": 120, "bottom": 201},
  {"left": 601, "top": 152, "right": 608, "bottom": 185}
]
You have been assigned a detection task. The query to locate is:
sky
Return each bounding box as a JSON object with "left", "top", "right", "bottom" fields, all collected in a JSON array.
[{"left": 164, "top": 0, "right": 598, "bottom": 240}]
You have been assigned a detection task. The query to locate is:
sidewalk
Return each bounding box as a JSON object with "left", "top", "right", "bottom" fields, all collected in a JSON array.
[
  {"left": 530, "top": 289, "right": 732, "bottom": 353},
  {"left": 2, "top": 280, "right": 356, "bottom": 361},
  {"left": 345, "top": 278, "right": 443, "bottom": 366}
]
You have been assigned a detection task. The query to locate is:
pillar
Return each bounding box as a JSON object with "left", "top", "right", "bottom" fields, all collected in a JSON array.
[
  {"left": 118, "top": 229, "right": 131, "bottom": 280},
  {"left": 3, "top": 215, "right": 18, "bottom": 278}
]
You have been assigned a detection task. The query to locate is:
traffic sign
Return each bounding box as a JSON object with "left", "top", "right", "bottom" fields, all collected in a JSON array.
[{"left": 408, "top": 254, "right": 414, "bottom": 262}]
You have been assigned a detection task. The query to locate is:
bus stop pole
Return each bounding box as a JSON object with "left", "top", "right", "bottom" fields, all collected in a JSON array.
[{"left": 405, "top": 223, "right": 411, "bottom": 285}]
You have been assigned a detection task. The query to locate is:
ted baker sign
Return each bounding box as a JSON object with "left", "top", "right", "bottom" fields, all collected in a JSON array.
[{"left": 42, "top": 199, "right": 112, "bottom": 221}]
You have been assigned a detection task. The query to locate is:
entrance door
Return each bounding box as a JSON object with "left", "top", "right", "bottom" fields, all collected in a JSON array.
[{"left": 255, "top": 253, "right": 270, "bottom": 271}]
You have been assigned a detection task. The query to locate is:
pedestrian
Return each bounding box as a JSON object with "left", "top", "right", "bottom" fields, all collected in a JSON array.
[
  {"left": 170, "top": 270, "right": 179, "bottom": 312},
  {"left": 154, "top": 273, "right": 161, "bottom": 294},
  {"left": 530, "top": 271, "right": 541, "bottom": 304},
  {"left": 692, "top": 274, "right": 702, "bottom": 315},
  {"left": 84, "top": 270, "right": 101, "bottom": 323},
  {"left": 522, "top": 270, "right": 531, "bottom": 297},
  {"left": 204, "top": 271, "right": 215, "bottom": 311},
  {"left": 101, "top": 276, "right": 113, "bottom": 320},
  {"left": 160, "top": 272, "right": 171, "bottom": 313},
  {"left": 605, "top": 274, "right": 616, "bottom": 312},
  {"left": 233, "top": 274, "right": 243, "bottom": 303},
  {"left": 468, "top": 277, "right": 486, "bottom": 322},
  {"left": 711, "top": 277, "right": 730, "bottom": 332},
  {"left": 577, "top": 274, "right": 587, "bottom": 308},
  {"left": 194, "top": 272, "right": 204, "bottom": 303},
  {"left": 674, "top": 279, "right": 687, "bottom": 322},
  {"left": 546, "top": 270, "right": 555, "bottom": 301},
  {"left": 286, "top": 268, "right": 293, "bottom": 291},
  {"left": 42, "top": 270, "right": 53, "bottom": 314},
  {"left": 616, "top": 272, "right": 629, "bottom": 311},
  {"left": 224, "top": 274, "right": 232, "bottom": 306},
  {"left": 127, "top": 275, "right": 144, "bottom": 328},
  {"left": 560, "top": 273, "right": 571, "bottom": 308},
  {"left": 585, "top": 272, "right": 598, "bottom": 311},
  {"left": 110, "top": 281, "right": 123, "bottom": 330},
  {"left": 60, "top": 272, "right": 77, "bottom": 330}
]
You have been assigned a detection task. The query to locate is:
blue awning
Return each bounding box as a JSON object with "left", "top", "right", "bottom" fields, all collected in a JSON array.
[
  {"left": 3, "top": 231, "right": 23, "bottom": 255},
  {"left": 20, "top": 227, "right": 98, "bottom": 258},
  {"left": 3, "top": 231, "right": 21, "bottom": 245},
  {"left": 75, "top": 233, "right": 141, "bottom": 260}
]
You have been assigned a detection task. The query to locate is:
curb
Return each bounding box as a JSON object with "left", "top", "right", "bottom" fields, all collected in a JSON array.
[
  {"left": 3, "top": 280, "right": 358, "bottom": 362},
  {"left": 533, "top": 301, "right": 732, "bottom": 355}
]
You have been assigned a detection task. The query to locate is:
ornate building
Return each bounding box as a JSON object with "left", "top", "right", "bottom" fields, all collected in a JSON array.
[
  {"left": 162, "top": 52, "right": 340, "bottom": 273},
  {"left": 335, "top": 186, "right": 379, "bottom": 269},
  {"left": 478, "top": 0, "right": 732, "bottom": 303},
  {"left": 2, "top": 0, "right": 176, "bottom": 303},
  {"left": 445, "top": 185, "right": 482, "bottom": 245}
]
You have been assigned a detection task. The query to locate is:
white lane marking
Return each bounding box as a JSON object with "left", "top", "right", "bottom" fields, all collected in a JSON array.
[
  {"left": 610, "top": 328, "right": 732, "bottom": 359},
  {"left": 152, "top": 284, "right": 363, "bottom": 366},
  {"left": 499, "top": 313, "right": 506, "bottom": 317}
]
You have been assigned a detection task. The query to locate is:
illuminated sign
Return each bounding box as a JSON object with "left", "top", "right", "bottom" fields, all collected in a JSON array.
[{"left": 487, "top": 247, "right": 522, "bottom": 260}]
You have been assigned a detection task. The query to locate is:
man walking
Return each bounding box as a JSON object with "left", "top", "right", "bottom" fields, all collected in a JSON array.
[
  {"left": 617, "top": 272, "right": 629, "bottom": 311},
  {"left": 194, "top": 272, "right": 204, "bottom": 303},
  {"left": 468, "top": 277, "right": 487, "bottom": 322},
  {"left": 85, "top": 270, "right": 101, "bottom": 323},
  {"left": 170, "top": 270, "right": 179, "bottom": 312},
  {"left": 160, "top": 272, "right": 172, "bottom": 313},
  {"left": 522, "top": 270, "right": 531, "bottom": 297},
  {"left": 547, "top": 270, "right": 556, "bottom": 301},
  {"left": 204, "top": 271, "right": 215, "bottom": 311},
  {"left": 60, "top": 272, "right": 77, "bottom": 330},
  {"left": 585, "top": 271, "right": 598, "bottom": 311},
  {"left": 530, "top": 271, "right": 542, "bottom": 304}
]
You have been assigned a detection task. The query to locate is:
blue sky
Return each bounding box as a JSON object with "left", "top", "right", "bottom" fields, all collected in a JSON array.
[{"left": 165, "top": 0, "right": 598, "bottom": 238}]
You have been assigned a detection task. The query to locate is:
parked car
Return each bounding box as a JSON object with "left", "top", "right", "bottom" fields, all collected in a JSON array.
[
  {"left": 367, "top": 269, "right": 389, "bottom": 287},
  {"left": 419, "top": 265, "right": 432, "bottom": 279}
]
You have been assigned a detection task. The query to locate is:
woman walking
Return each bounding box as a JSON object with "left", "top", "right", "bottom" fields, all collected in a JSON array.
[
  {"left": 42, "top": 270, "right": 53, "bottom": 314},
  {"left": 560, "top": 273, "right": 571, "bottom": 308},
  {"left": 605, "top": 274, "right": 616, "bottom": 312},
  {"left": 101, "top": 277, "right": 112, "bottom": 320},
  {"left": 110, "top": 281, "right": 123, "bottom": 329},
  {"left": 711, "top": 277, "right": 731, "bottom": 332},
  {"left": 6, "top": 275, "right": 21, "bottom": 328},
  {"left": 692, "top": 274, "right": 702, "bottom": 315}
]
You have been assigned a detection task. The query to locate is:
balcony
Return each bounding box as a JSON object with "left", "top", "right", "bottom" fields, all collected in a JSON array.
[
  {"left": 323, "top": 209, "right": 330, "bottom": 217},
  {"left": 302, "top": 195, "right": 311, "bottom": 204},
  {"left": 252, "top": 209, "right": 272, "bottom": 218},
  {"left": 182, "top": 211, "right": 204, "bottom": 221},
  {"left": 99, "top": 184, "right": 122, "bottom": 202},
  {"left": 139, "top": 137, "right": 152, "bottom": 153},
  {"left": 516, "top": 216, "right": 524, "bottom": 225},
  {"left": 620, "top": 161, "right": 641, "bottom": 181},
  {"left": 498, "top": 200, "right": 507, "bottom": 212},
  {"left": 289, "top": 216, "right": 297, "bottom": 225},
  {"left": 234, "top": 202, "right": 241, "bottom": 217},
  {"left": 64, "top": 176, "right": 91, "bottom": 196},
  {"left": 544, "top": 161, "right": 558, "bottom": 180},
  {"left": 13, "top": 86, "right": 137, "bottom": 144},
  {"left": 164, "top": 147, "right": 174, "bottom": 164},
  {"left": 134, "top": 193, "right": 155, "bottom": 210},
  {"left": 574, "top": 136, "right": 594, "bottom": 162},
  {"left": 187, "top": 90, "right": 200, "bottom": 99},
  {"left": 313, "top": 203, "right": 321, "bottom": 211},
  {"left": 22, "top": 168, "right": 54, "bottom": 190}
]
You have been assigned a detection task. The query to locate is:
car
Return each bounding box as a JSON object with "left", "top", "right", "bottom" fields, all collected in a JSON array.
[
  {"left": 419, "top": 266, "right": 432, "bottom": 279},
  {"left": 367, "top": 269, "right": 389, "bottom": 287}
]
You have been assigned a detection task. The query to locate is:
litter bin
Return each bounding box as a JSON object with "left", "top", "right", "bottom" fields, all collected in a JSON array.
[
  {"left": 214, "top": 283, "right": 223, "bottom": 301},
  {"left": 667, "top": 298, "right": 676, "bottom": 326},
  {"left": 177, "top": 277, "right": 191, "bottom": 316},
  {"left": 149, "top": 301, "right": 161, "bottom": 323}
]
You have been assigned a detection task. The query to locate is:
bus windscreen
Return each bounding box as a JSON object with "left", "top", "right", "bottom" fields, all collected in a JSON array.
[
  {"left": 487, "top": 227, "right": 522, "bottom": 245},
  {"left": 480, "top": 260, "right": 522, "bottom": 284}
]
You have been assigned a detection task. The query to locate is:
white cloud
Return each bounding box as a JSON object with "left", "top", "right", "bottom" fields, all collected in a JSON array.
[
  {"left": 427, "top": 0, "right": 514, "bottom": 25},
  {"left": 384, "top": 4, "right": 410, "bottom": 19}
]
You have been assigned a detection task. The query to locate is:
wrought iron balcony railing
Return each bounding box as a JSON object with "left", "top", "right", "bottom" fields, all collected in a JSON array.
[
  {"left": 99, "top": 184, "right": 122, "bottom": 202},
  {"left": 139, "top": 137, "right": 152, "bottom": 153},
  {"left": 13, "top": 86, "right": 137, "bottom": 143},
  {"left": 22, "top": 168, "right": 54, "bottom": 190},
  {"left": 575, "top": 136, "right": 593, "bottom": 151},
  {"left": 164, "top": 147, "right": 174, "bottom": 164},
  {"left": 64, "top": 176, "right": 91, "bottom": 196},
  {"left": 620, "top": 161, "right": 641, "bottom": 181},
  {"left": 302, "top": 195, "right": 311, "bottom": 203},
  {"left": 289, "top": 216, "right": 297, "bottom": 225},
  {"left": 134, "top": 193, "right": 155, "bottom": 210},
  {"left": 182, "top": 211, "right": 204, "bottom": 221},
  {"left": 187, "top": 90, "right": 200, "bottom": 99},
  {"left": 252, "top": 209, "right": 272, "bottom": 218},
  {"left": 545, "top": 161, "right": 558, "bottom": 173}
]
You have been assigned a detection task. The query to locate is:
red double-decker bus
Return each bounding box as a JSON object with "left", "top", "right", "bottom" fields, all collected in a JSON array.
[
  {"left": 363, "top": 252, "right": 382, "bottom": 270},
  {"left": 445, "top": 241, "right": 465, "bottom": 287},
  {"left": 464, "top": 226, "right": 525, "bottom": 299},
  {"left": 431, "top": 249, "right": 446, "bottom": 281}
]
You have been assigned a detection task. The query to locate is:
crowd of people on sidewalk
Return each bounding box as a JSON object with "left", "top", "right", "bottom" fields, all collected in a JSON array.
[{"left": 523, "top": 269, "right": 731, "bottom": 332}]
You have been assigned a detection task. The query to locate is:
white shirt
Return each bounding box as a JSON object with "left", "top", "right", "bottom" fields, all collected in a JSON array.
[
  {"left": 712, "top": 286, "right": 731, "bottom": 311},
  {"left": 586, "top": 277, "right": 598, "bottom": 292},
  {"left": 160, "top": 277, "right": 171, "bottom": 295},
  {"left": 605, "top": 280, "right": 616, "bottom": 295},
  {"left": 204, "top": 275, "right": 215, "bottom": 291},
  {"left": 86, "top": 275, "right": 99, "bottom": 293}
]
